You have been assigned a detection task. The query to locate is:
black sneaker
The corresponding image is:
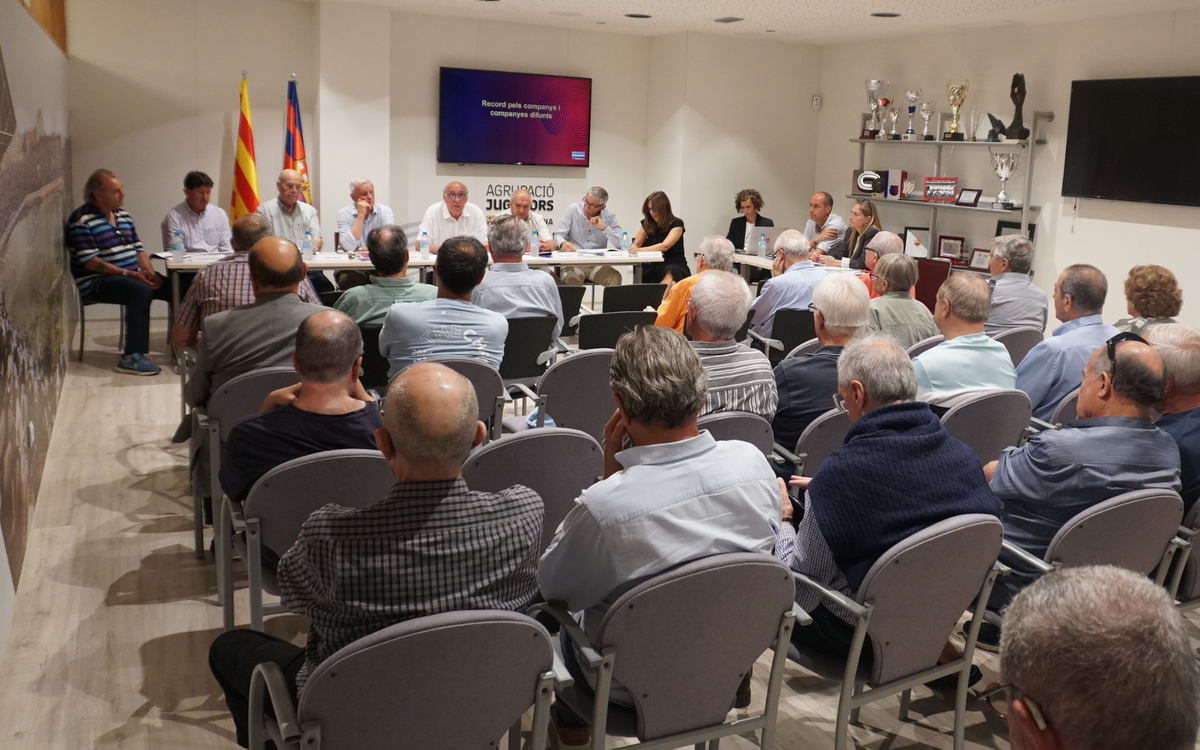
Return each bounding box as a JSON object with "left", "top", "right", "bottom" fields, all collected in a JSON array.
[
  {"left": 927, "top": 665, "right": 983, "bottom": 693},
  {"left": 734, "top": 672, "right": 752, "bottom": 709},
  {"left": 974, "top": 621, "right": 1002, "bottom": 653}
]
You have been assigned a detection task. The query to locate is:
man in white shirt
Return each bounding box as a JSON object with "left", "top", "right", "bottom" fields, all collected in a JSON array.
[
  {"left": 160, "top": 171, "right": 232, "bottom": 254},
  {"left": 416, "top": 181, "right": 488, "bottom": 252},
  {"left": 802, "top": 192, "right": 848, "bottom": 254},
  {"left": 336, "top": 178, "right": 394, "bottom": 252},
  {"left": 257, "top": 169, "right": 330, "bottom": 292},
  {"left": 493, "top": 188, "right": 554, "bottom": 253}
]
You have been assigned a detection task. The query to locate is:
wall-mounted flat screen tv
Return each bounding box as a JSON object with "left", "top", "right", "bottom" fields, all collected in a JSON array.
[
  {"left": 1061, "top": 76, "right": 1200, "bottom": 207},
  {"left": 438, "top": 67, "right": 592, "bottom": 167}
]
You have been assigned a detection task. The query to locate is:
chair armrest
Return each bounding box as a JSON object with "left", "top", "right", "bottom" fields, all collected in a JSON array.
[
  {"left": 248, "top": 661, "right": 302, "bottom": 750},
  {"left": 550, "top": 649, "right": 575, "bottom": 688},
  {"left": 527, "top": 602, "right": 604, "bottom": 669},
  {"left": 747, "top": 329, "right": 783, "bottom": 352},
  {"left": 1001, "top": 539, "right": 1053, "bottom": 573},
  {"left": 508, "top": 383, "right": 540, "bottom": 403},
  {"left": 773, "top": 443, "right": 800, "bottom": 465},
  {"left": 568, "top": 306, "right": 596, "bottom": 328},
  {"left": 192, "top": 407, "right": 209, "bottom": 429},
  {"left": 791, "top": 572, "right": 866, "bottom": 616},
  {"left": 791, "top": 602, "right": 813, "bottom": 627},
  {"left": 224, "top": 496, "right": 246, "bottom": 532},
  {"left": 536, "top": 346, "right": 559, "bottom": 366},
  {"left": 1028, "top": 417, "right": 1058, "bottom": 432},
  {"left": 1179, "top": 525, "right": 1197, "bottom": 539}
]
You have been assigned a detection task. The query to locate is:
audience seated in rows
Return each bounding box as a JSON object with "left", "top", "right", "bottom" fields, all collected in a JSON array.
[
  {"left": 779, "top": 333, "right": 1000, "bottom": 664},
  {"left": 1015, "top": 264, "right": 1117, "bottom": 421},
  {"left": 1115, "top": 263, "right": 1182, "bottom": 335},
  {"left": 654, "top": 235, "right": 735, "bottom": 333},
  {"left": 538, "top": 325, "right": 780, "bottom": 743},
  {"left": 472, "top": 213, "right": 565, "bottom": 339},
  {"left": 866, "top": 253, "right": 937, "bottom": 348},
  {"left": 184, "top": 237, "right": 322, "bottom": 409},
  {"left": 208, "top": 362, "right": 544, "bottom": 748},
  {"left": 996, "top": 566, "right": 1200, "bottom": 750},
  {"left": 1148, "top": 324, "right": 1200, "bottom": 514},
  {"left": 771, "top": 274, "right": 869, "bottom": 476},
  {"left": 171, "top": 214, "right": 319, "bottom": 348},
  {"left": 749, "top": 229, "right": 828, "bottom": 338},
  {"left": 378, "top": 235, "right": 508, "bottom": 380},
  {"left": 984, "top": 234, "right": 1048, "bottom": 336},
  {"left": 333, "top": 224, "right": 434, "bottom": 325},
  {"left": 219, "top": 311, "right": 381, "bottom": 515},
  {"left": 687, "top": 270, "right": 777, "bottom": 420},
  {"left": 914, "top": 273, "right": 1017, "bottom": 404},
  {"left": 983, "top": 336, "right": 1180, "bottom": 641},
  {"left": 858, "top": 230, "right": 904, "bottom": 300}
]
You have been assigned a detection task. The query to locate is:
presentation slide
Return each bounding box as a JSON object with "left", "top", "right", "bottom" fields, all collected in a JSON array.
[{"left": 438, "top": 67, "right": 591, "bottom": 167}]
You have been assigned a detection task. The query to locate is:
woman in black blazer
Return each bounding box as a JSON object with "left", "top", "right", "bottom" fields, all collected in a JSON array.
[
  {"left": 822, "top": 199, "right": 881, "bottom": 270},
  {"left": 726, "top": 189, "right": 774, "bottom": 250}
]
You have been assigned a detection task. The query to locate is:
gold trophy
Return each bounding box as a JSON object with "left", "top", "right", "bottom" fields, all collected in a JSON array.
[{"left": 943, "top": 79, "right": 970, "bottom": 141}]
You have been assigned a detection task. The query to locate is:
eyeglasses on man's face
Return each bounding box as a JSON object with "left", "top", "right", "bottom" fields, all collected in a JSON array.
[
  {"left": 445, "top": 192, "right": 467, "bottom": 201},
  {"left": 978, "top": 683, "right": 1049, "bottom": 731},
  {"left": 832, "top": 393, "right": 847, "bottom": 413}
]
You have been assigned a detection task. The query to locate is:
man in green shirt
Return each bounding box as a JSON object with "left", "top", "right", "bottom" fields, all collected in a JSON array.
[{"left": 335, "top": 224, "right": 436, "bottom": 325}]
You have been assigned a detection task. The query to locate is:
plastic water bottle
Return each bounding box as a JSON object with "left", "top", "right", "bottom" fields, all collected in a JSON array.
[
  {"left": 621, "top": 231, "right": 630, "bottom": 252},
  {"left": 301, "top": 230, "right": 314, "bottom": 260},
  {"left": 419, "top": 230, "right": 431, "bottom": 259},
  {"left": 757, "top": 232, "right": 767, "bottom": 258},
  {"left": 170, "top": 231, "right": 185, "bottom": 262},
  {"left": 528, "top": 233, "right": 537, "bottom": 256}
]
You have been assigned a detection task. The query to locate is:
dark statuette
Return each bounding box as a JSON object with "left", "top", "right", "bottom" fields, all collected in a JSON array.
[{"left": 1005, "top": 73, "right": 1031, "bottom": 141}]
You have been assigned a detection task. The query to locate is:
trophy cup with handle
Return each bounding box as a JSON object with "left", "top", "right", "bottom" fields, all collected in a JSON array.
[
  {"left": 903, "top": 90, "right": 922, "bottom": 140},
  {"left": 990, "top": 149, "right": 1021, "bottom": 208},
  {"left": 943, "top": 79, "right": 970, "bottom": 141},
  {"left": 887, "top": 107, "right": 901, "bottom": 140},
  {"left": 919, "top": 102, "right": 935, "bottom": 141},
  {"left": 862, "top": 79, "right": 889, "bottom": 139}
]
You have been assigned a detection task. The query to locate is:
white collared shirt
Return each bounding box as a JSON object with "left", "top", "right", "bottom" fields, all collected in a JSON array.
[
  {"left": 493, "top": 208, "right": 553, "bottom": 244},
  {"left": 161, "top": 201, "right": 233, "bottom": 253},
  {"left": 417, "top": 200, "right": 488, "bottom": 248}
]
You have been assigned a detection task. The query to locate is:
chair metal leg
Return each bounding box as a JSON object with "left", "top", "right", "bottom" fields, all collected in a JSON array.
[
  {"left": 508, "top": 718, "right": 521, "bottom": 750},
  {"left": 529, "top": 673, "right": 553, "bottom": 750},
  {"left": 192, "top": 482, "right": 205, "bottom": 560},
  {"left": 77, "top": 301, "right": 86, "bottom": 361},
  {"left": 247, "top": 518, "right": 264, "bottom": 631},
  {"left": 219, "top": 497, "right": 236, "bottom": 632},
  {"left": 898, "top": 687, "right": 911, "bottom": 721}
]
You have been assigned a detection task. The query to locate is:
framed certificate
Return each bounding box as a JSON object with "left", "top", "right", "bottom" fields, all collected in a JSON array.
[
  {"left": 956, "top": 188, "right": 982, "bottom": 207},
  {"left": 970, "top": 249, "right": 992, "bottom": 269},
  {"left": 938, "top": 235, "right": 966, "bottom": 262}
]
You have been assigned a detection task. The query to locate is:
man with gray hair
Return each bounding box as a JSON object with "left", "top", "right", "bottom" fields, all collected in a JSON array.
[
  {"left": 982, "top": 336, "right": 1180, "bottom": 644},
  {"left": 1016, "top": 264, "right": 1118, "bottom": 421},
  {"left": 780, "top": 333, "right": 998, "bottom": 664},
  {"left": 336, "top": 178, "right": 394, "bottom": 252},
  {"left": 472, "top": 214, "right": 564, "bottom": 339},
  {"left": 687, "top": 271, "right": 777, "bottom": 419},
  {"left": 539, "top": 326, "right": 780, "bottom": 739},
  {"left": 553, "top": 186, "right": 624, "bottom": 286},
  {"left": 1148, "top": 323, "right": 1200, "bottom": 513},
  {"left": 993, "top": 565, "right": 1200, "bottom": 750},
  {"left": 749, "top": 228, "right": 828, "bottom": 337},
  {"left": 913, "top": 273, "right": 1016, "bottom": 404},
  {"left": 334, "top": 225, "right": 435, "bottom": 325},
  {"left": 985, "top": 234, "right": 1048, "bottom": 335},
  {"left": 771, "top": 273, "right": 870, "bottom": 475},
  {"left": 209, "top": 361, "right": 543, "bottom": 747},
  {"left": 653, "top": 235, "right": 735, "bottom": 332},
  {"left": 494, "top": 188, "right": 555, "bottom": 253}
]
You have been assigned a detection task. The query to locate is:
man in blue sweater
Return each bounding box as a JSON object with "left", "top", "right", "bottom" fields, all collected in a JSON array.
[{"left": 777, "top": 332, "right": 1000, "bottom": 668}]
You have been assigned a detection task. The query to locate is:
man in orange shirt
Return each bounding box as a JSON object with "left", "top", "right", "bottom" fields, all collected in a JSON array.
[{"left": 653, "top": 235, "right": 735, "bottom": 332}]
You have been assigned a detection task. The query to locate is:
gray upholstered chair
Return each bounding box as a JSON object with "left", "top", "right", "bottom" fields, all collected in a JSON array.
[
  {"left": 501, "top": 348, "right": 614, "bottom": 441},
  {"left": 462, "top": 428, "right": 602, "bottom": 552},
  {"left": 939, "top": 389, "right": 1032, "bottom": 464},
  {"left": 789, "top": 514, "right": 1005, "bottom": 750},
  {"left": 790, "top": 408, "right": 852, "bottom": 477},
  {"left": 786, "top": 337, "right": 822, "bottom": 359},
  {"left": 220, "top": 449, "right": 393, "bottom": 632},
  {"left": 989, "top": 325, "right": 1044, "bottom": 367},
  {"left": 1050, "top": 387, "right": 1080, "bottom": 424},
  {"left": 531, "top": 553, "right": 804, "bottom": 750},
  {"left": 905, "top": 334, "right": 944, "bottom": 358},
  {"left": 577, "top": 311, "right": 655, "bottom": 350},
  {"left": 498, "top": 315, "right": 560, "bottom": 390},
  {"left": 248, "top": 610, "right": 557, "bottom": 750},
  {"left": 193, "top": 366, "right": 300, "bottom": 567},
  {"left": 1168, "top": 503, "right": 1200, "bottom": 608},
  {"left": 697, "top": 411, "right": 774, "bottom": 456},
  {"left": 411, "top": 357, "right": 507, "bottom": 441}
]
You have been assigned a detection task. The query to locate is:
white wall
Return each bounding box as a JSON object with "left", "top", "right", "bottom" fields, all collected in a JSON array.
[{"left": 814, "top": 9, "right": 1200, "bottom": 328}]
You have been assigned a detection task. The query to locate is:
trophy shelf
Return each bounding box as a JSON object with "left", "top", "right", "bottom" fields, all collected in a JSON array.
[
  {"left": 843, "top": 196, "right": 1042, "bottom": 216},
  {"left": 846, "top": 138, "right": 1045, "bottom": 147}
]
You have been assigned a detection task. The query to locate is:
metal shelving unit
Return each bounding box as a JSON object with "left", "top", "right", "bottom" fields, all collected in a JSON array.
[{"left": 848, "top": 110, "right": 1054, "bottom": 242}]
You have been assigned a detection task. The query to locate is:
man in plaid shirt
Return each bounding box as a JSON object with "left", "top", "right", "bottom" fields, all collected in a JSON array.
[
  {"left": 207, "top": 362, "right": 544, "bottom": 747},
  {"left": 170, "top": 214, "right": 320, "bottom": 348}
]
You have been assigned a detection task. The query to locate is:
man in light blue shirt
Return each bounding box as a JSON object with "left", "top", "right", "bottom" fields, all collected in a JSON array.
[
  {"left": 983, "top": 234, "right": 1048, "bottom": 335},
  {"left": 553, "top": 186, "right": 624, "bottom": 286},
  {"left": 1016, "top": 264, "right": 1118, "bottom": 421},
  {"left": 472, "top": 214, "right": 563, "bottom": 339},
  {"left": 379, "top": 236, "right": 507, "bottom": 380},
  {"left": 914, "top": 273, "right": 1016, "bottom": 403},
  {"left": 335, "top": 178, "right": 395, "bottom": 252},
  {"left": 749, "top": 229, "right": 828, "bottom": 337}
]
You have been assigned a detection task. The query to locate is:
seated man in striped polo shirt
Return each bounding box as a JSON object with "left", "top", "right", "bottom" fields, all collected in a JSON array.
[
  {"left": 67, "top": 169, "right": 172, "bottom": 375},
  {"left": 687, "top": 270, "right": 777, "bottom": 421}
]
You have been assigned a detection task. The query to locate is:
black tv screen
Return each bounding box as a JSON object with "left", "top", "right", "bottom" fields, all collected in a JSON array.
[
  {"left": 1061, "top": 76, "right": 1200, "bottom": 207},
  {"left": 438, "top": 67, "right": 592, "bottom": 167}
]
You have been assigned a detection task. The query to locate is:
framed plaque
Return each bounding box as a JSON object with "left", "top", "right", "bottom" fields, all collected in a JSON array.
[
  {"left": 904, "top": 226, "right": 930, "bottom": 258},
  {"left": 923, "top": 176, "right": 959, "bottom": 202},
  {"left": 996, "top": 220, "right": 1036, "bottom": 241},
  {"left": 956, "top": 188, "right": 982, "bottom": 207},
  {"left": 938, "top": 235, "right": 966, "bottom": 262},
  {"left": 969, "top": 249, "right": 992, "bottom": 269}
]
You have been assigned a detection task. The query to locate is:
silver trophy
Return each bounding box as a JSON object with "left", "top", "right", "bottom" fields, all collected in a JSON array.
[
  {"left": 863, "top": 79, "right": 889, "bottom": 138},
  {"left": 990, "top": 149, "right": 1021, "bottom": 208},
  {"left": 903, "top": 89, "right": 922, "bottom": 140},
  {"left": 918, "top": 102, "right": 935, "bottom": 140},
  {"left": 887, "top": 107, "right": 901, "bottom": 139},
  {"left": 968, "top": 106, "right": 981, "bottom": 142}
]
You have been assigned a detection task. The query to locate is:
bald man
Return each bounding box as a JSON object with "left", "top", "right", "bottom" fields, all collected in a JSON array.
[
  {"left": 257, "top": 169, "right": 330, "bottom": 292},
  {"left": 416, "top": 180, "right": 488, "bottom": 252},
  {"left": 208, "top": 362, "right": 544, "bottom": 747},
  {"left": 184, "top": 237, "right": 323, "bottom": 407},
  {"left": 494, "top": 188, "right": 555, "bottom": 253}
]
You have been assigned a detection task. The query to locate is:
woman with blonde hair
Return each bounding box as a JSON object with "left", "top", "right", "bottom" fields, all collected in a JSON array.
[
  {"left": 819, "top": 199, "right": 881, "bottom": 270},
  {"left": 1116, "top": 264, "right": 1182, "bottom": 335},
  {"left": 631, "top": 190, "right": 687, "bottom": 285},
  {"left": 866, "top": 253, "right": 938, "bottom": 348}
]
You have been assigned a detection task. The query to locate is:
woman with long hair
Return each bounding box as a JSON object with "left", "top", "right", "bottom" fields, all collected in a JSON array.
[
  {"left": 631, "top": 191, "right": 688, "bottom": 285},
  {"left": 819, "top": 199, "right": 881, "bottom": 270}
]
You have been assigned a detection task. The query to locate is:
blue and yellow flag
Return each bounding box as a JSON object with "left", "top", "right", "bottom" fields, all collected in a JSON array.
[{"left": 284, "top": 80, "right": 312, "bottom": 204}]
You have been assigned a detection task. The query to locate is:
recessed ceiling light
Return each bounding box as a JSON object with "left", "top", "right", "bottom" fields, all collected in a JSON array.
[
  {"left": 548, "top": 10, "right": 581, "bottom": 15},
  {"left": 871, "top": 11, "right": 900, "bottom": 17},
  {"left": 765, "top": 29, "right": 776, "bottom": 32},
  {"left": 625, "top": 13, "right": 651, "bottom": 19},
  {"left": 714, "top": 16, "right": 743, "bottom": 23},
  {"left": 596, "top": 21, "right": 606, "bottom": 24}
]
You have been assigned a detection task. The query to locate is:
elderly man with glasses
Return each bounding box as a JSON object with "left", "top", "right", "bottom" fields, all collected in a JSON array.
[
  {"left": 748, "top": 229, "right": 828, "bottom": 338},
  {"left": 979, "top": 333, "right": 1181, "bottom": 648},
  {"left": 417, "top": 181, "right": 488, "bottom": 253},
  {"left": 553, "top": 186, "right": 624, "bottom": 286}
]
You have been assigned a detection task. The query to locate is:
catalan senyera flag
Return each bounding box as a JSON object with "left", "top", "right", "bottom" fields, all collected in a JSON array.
[
  {"left": 284, "top": 80, "right": 312, "bottom": 204},
  {"left": 230, "top": 77, "right": 261, "bottom": 223}
]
